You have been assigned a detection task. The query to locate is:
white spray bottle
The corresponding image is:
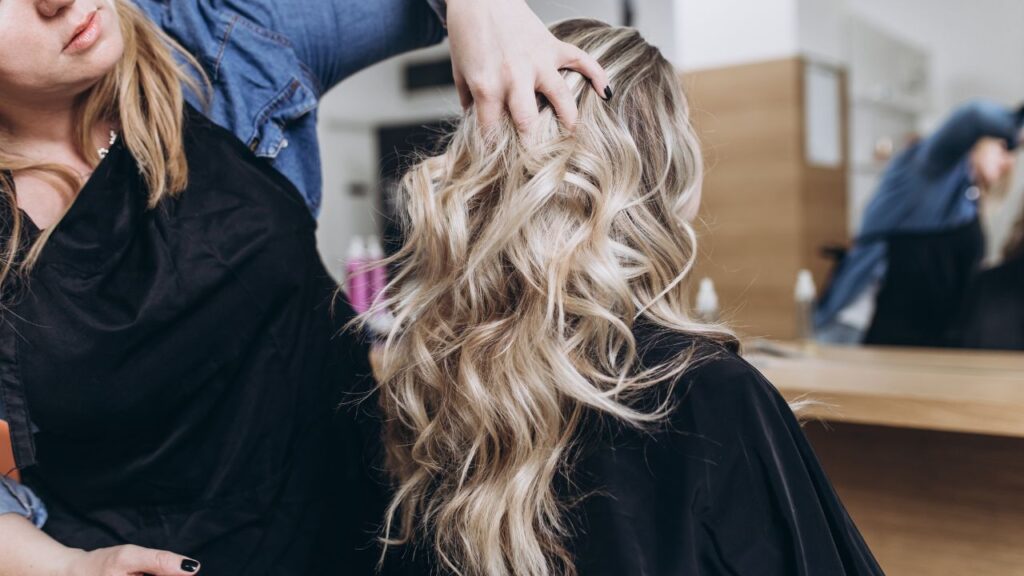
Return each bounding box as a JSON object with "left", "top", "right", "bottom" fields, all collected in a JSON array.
[
  {"left": 794, "top": 269, "right": 817, "bottom": 343},
  {"left": 695, "top": 278, "right": 720, "bottom": 324}
]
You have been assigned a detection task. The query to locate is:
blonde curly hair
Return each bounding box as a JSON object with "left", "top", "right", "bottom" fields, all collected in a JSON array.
[{"left": 366, "top": 19, "right": 734, "bottom": 576}]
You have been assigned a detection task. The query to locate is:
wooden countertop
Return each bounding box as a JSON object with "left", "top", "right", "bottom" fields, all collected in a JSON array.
[{"left": 747, "top": 342, "right": 1024, "bottom": 438}]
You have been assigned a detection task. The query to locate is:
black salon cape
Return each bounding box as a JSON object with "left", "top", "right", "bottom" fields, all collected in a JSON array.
[
  {"left": 0, "top": 107, "right": 383, "bottom": 574},
  {"left": 383, "top": 329, "right": 884, "bottom": 576},
  {"left": 957, "top": 253, "right": 1024, "bottom": 350},
  {"left": 865, "top": 219, "right": 983, "bottom": 347}
]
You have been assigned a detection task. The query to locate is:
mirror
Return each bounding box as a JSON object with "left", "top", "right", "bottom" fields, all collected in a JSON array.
[{"left": 677, "top": 1, "right": 1024, "bottom": 352}]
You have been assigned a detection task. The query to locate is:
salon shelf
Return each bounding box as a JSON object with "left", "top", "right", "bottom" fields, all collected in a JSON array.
[{"left": 748, "top": 342, "right": 1024, "bottom": 439}]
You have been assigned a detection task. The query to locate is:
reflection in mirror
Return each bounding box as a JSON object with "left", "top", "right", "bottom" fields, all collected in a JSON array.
[
  {"left": 671, "top": 6, "right": 1024, "bottom": 573},
  {"left": 677, "top": 2, "right": 1024, "bottom": 353}
]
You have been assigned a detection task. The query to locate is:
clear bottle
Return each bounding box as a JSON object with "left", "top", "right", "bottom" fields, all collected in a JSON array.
[
  {"left": 695, "top": 277, "right": 720, "bottom": 324},
  {"left": 794, "top": 269, "right": 817, "bottom": 343}
]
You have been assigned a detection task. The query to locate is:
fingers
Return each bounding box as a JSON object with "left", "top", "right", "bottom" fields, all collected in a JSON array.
[
  {"left": 508, "top": 81, "right": 540, "bottom": 135},
  {"left": 536, "top": 71, "right": 578, "bottom": 130},
  {"left": 558, "top": 43, "right": 611, "bottom": 99},
  {"left": 462, "top": 42, "right": 612, "bottom": 134},
  {"left": 113, "top": 545, "right": 200, "bottom": 575},
  {"left": 452, "top": 66, "right": 473, "bottom": 111},
  {"left": 473, "top": 83, "right": 505, "bottom": 132}
]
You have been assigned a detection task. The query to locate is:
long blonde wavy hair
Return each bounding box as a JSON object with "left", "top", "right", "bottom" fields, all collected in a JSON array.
[
  {"left": 367, "top": 19, "right": 735, "bottom": 576},
  {"left": 0, "top": 0, "right": 205, "bottom": 291}
]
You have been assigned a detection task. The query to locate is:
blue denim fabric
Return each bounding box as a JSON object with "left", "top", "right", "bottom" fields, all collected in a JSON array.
[
  {"left": 815, "top": 100, "right": 1022, "bottom": 334},
  {"left": 0, "top": 476, "right": 47, "bottom": 528},
  {"left": 0, "top": 0, "right": 445, "bottom": 522},
  {"left": 134, "top": 0, "right": 446, "bottom": 215}
]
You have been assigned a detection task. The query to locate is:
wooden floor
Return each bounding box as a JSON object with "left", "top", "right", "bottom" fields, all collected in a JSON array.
[{"left": 807, "top": 423, "right": 1024, "bottom": 576}]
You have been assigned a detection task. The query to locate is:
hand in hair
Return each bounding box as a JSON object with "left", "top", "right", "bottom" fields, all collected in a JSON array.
[{"left": 447, "top": 0, "right": 610, "bottom": 134}]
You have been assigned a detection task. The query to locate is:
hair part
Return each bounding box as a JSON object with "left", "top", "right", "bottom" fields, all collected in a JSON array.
[
  {"left": 364, "top": 19, "right": 735, "bottom": 576},
  {"left": 0, "top": 0, "right": 208, "bottom": 294}
]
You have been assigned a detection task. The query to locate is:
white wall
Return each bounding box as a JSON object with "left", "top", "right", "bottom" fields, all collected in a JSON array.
[
  {"left": 797, "top": 0, "right": 845, "bottom": 65},
  {"left": 795, "top": 0, "right": 1024, "bottom": 129},
  {"left": 315, "top": 42, "right": 460, "bottom": 281},
  {"left": 675, "top": 0, "right": 799, "bottom": 71},
  {"left": 846, "top": 0, "right": 1024, "bottom": 130}
]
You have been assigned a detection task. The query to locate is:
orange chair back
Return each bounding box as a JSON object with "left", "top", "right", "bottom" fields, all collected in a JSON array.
[{"left": 0, "top": 420, "right": 19, "bottom": 482}]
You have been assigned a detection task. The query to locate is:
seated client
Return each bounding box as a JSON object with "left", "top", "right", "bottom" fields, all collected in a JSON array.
[{"left": 367, "top": 18, "right": 884, "bottom": 576}]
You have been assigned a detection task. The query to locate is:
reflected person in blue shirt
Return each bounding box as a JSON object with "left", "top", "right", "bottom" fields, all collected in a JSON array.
[{"left": 815, "top": 100, "right": 1024, "bottom": 344}]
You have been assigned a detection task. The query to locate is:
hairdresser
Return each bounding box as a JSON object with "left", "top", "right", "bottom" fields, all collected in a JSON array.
[
  {"left": 0, "top": 0, "right": 609, "bottom": 574},
  {"left": 815, "top": 100, "right": 1023, "bottom": 346}
]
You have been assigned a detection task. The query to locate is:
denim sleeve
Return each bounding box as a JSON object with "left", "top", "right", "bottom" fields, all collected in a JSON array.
[
  {"left": 918, "top": 100, "right": 1021, "bottom": 176},
  {"left": 0, "top": 476, "right": 47, "bottom": 528},
  {"left": 220, "top": 0, "right": 446, "bottom": 95}
]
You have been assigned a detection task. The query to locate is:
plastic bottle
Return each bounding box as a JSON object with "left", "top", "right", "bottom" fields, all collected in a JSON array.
[
  {"left": 695, "top": 278, "right": 720, "bottom": 324},
  {"left": 366, "top": 235, "right": 387, "bottom": 308},
  {"left": 794, "top": 269, "right": 817, "bottom": 343},
  {"left": 346, "top": 236, "right": 371, "bottom": 314}
]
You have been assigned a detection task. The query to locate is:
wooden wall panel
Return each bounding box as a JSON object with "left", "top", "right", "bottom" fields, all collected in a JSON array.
[
  {"left": 806, "top": 423, "right": 1024, "bottom": 576},
  {"left": 683, "top": 58, "right": 848, "bottom": 339}
]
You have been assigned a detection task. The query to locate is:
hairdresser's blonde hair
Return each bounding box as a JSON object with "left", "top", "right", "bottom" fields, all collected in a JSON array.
[
  {"left": 0, "top": 0, "right": 206, "bottom": 290},
  {"left": 369, "top": 19, "right": 734, "bottom": 576}
]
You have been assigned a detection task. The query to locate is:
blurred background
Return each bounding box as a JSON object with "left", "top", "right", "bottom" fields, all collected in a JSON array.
[{"left": 314, "top": 2, "right": 1024, "bottom": 575}]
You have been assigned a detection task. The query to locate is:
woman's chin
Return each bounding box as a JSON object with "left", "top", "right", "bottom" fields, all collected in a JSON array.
[{"left": 61, "top": 41, "right": 125, "bottom": 93}]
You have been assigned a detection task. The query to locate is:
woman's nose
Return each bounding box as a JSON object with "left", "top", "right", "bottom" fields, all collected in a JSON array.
[{"left": 35, "top": 0, "right": 77, "bottom": 18}]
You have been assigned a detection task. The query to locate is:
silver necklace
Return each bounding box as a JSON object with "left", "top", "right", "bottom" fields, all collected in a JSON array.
[{"left": 98, "top": 129, "right": 118, "bottom": 159}]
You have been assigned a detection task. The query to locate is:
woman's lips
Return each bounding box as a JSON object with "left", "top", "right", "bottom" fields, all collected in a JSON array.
[{"left": 64, "top": 9, "right": 102, "bottom": 54}]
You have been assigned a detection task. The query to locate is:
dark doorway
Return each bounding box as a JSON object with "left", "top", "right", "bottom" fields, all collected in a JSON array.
[{"left": 376, "top": 119, "right": 454, "bottom": 256}]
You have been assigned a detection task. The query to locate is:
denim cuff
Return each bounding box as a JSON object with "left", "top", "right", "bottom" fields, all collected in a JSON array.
[
  {"left": 426, "top": 0, "right": 447, "bottom": 27},
  {"left": 0, "top": 476, "right": 47, "bottom": 528}
]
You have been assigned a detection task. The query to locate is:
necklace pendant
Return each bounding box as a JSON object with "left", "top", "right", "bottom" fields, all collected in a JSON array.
[{"left": 98, "top": 130, "right": 118, "bottom": 160}]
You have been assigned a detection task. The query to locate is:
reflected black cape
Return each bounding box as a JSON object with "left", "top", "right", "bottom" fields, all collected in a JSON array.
[
  {"left": 865, "top": 218, "right": 983, "bottom": 347},
  {"left": 957, "top": 253, "right": 1024, "bottom": 350},
  {"left": 383, "top": 329, "right": 885, "bottom": 575}
]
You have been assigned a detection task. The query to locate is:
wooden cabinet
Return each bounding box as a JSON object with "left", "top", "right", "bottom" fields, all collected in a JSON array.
[{"left": 683, "top": 57, "right": 848, "bottom": 339}]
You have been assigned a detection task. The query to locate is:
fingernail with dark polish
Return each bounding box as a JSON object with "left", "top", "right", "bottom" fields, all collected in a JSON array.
[
  {"left": 603, "top": 86, "right": 614, "bottom": 101},
  {"left": 181, "top": 559, "right": 200, "bottom": 573}
]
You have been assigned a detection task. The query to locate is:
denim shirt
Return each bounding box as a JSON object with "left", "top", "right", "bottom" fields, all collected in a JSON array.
[
  {"left": 0, "top": 0, "right": 445, "bottom": 525},
  {"left": 815, "top": 100, "right": 1023, "bottom": 337},
  {"left": 136, "top": 0, "right": 446, "bottom": 215}
]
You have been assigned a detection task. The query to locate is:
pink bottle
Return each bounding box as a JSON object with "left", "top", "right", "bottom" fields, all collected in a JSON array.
[
  {"left": 366, "top": 235, "right": 387, "bottom": 308},
  {"left": 346, "top": 236, "right": 371, "bottom": 314}
]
